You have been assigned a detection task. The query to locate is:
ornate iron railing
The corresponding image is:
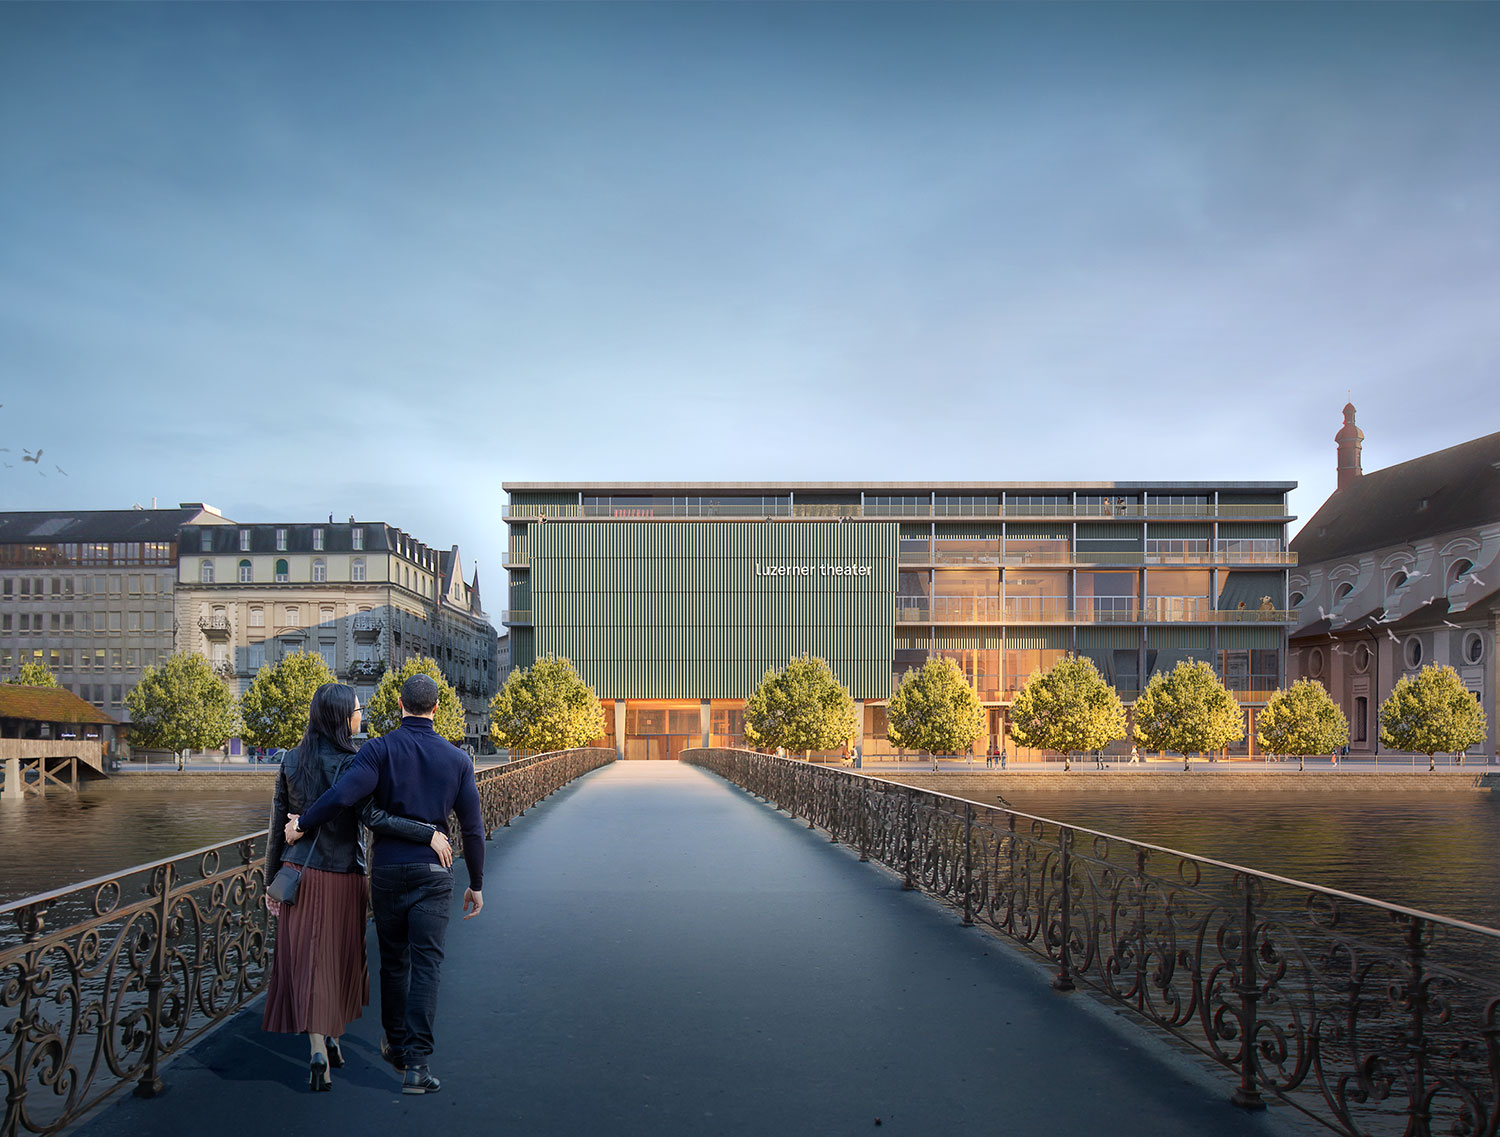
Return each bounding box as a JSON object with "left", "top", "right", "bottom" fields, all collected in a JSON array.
[
  {"left": 0, "top": 748, "right": 615, "bottom": 1137},
  {"left": 0, "top": 835, "right": 271, "bottom": 1137},
  {"left": 684, "top": 748, "right": 1500, "bottom": 1137},
  {"left": 463, "top": 748, "right": 616, "bottom": 841}
]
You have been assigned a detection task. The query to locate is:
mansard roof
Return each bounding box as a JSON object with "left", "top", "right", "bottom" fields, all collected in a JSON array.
[
  {"left": 1291, "top": 431, "right": 1500, "bottom": 564},
  {"left": 0, "top": 505, "right": 229, "bottom": 545}
]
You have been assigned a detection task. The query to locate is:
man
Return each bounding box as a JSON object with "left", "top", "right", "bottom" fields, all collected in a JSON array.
[{"left": 286, "top": 674, "right": 484, "bottom": 1095}]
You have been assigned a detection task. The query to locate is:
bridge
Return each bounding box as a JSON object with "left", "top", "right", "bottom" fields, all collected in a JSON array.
[{"left": 5, "top": 751, "right": 1499, "bottom": 1137}]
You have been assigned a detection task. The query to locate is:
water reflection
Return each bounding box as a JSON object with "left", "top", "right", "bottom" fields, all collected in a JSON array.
[
  {"left": 0, "top": 783, "right": 271, "bottom": 905},
  {"left": 998, "top": 790, "right": 1500, "bottom": 928},
  {"left": 4, "top": 781, "right": 1499, "bottom": 931}
]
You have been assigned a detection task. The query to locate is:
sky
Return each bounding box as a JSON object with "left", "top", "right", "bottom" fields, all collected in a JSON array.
[{"left": 2, "top": 2, "right": 1498, "bottom": 604}]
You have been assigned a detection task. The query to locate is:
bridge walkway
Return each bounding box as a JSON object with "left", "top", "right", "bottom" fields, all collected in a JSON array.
[{"left": 71, "top": 761, "right": 1298, "bottom": 1137}]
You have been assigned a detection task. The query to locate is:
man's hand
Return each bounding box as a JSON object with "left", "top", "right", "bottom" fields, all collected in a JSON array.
[
  {"left": 430, "top": 829, "right": 453, "bottom": 868},
  {"left": 284, "top": 815, "right": 303, "bottom": 844},
  {"left": 462, "top": 888, "right": 483, "bottom": 920}
]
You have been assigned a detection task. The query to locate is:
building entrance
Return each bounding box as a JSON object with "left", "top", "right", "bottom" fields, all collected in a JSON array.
[{"left": 622, "top": 704, "right": 701, "bottom": 760}]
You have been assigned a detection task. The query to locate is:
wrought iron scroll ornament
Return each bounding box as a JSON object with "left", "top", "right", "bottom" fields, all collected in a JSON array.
[
  {"left": 684, "top": 748, "right": 1500, "bottom": 1137},
  {"left": 0, "top": 747, "right": 615, "bottom": 1137}
]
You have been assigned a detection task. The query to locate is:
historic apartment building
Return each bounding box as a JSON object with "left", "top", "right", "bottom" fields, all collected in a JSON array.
[
  {"left": 503, "top": 482, "right": 1298, "bottom": 759},
  {"left": 1289, "top": 407, "right": 1498, "bottom": 756},
  {"left": 176, "top": 520, "right": 500, "bottom": 750},
  {"left": 0, "top": 504, "right": 235, "bottom": 727},
  {"left": 0, "top": 504, "right": 500, "bottom": 752}
]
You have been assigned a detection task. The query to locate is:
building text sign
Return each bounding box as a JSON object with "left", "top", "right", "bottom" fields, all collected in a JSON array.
[{"left": 756, "top": 562, "right": 873, "bottom": 578}]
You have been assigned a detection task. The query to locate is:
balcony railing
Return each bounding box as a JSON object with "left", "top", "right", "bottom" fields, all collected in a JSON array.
[
  {"left": 894, "top": 597, "right": 1296, "bottom": 624},
  {"left": 348, "top": 659, "right": 386, "bottom": 678},
  {"left": 197, "top": 615, "right": 230, "bottom": 638},
  {"left": 503, "top": 502, "right": 1290, "bottom": 522},
  {"left": 502, "top": 609, "right": 531, "bottom": 625},
  {"left": 897, "top": 550, "right": 1298, "bottom": 568}
]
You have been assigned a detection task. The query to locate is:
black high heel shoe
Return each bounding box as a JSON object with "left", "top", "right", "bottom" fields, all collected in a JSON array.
[
  {"left": 309, "top": 1055, "right": 331, "bottom": 1092},
  {"left": 325, "top": 1038, "right": 344, "bottom": 1069}
]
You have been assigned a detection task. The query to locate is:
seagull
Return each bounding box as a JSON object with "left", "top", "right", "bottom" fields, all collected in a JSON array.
[
  {"left": 1443, "top": 620, "right": 1462, "bottom": 629},
  {"left": 1329, "top": 644, "right": 1346, "bottom": 654},
  {"left": 1386, "top": 629, "right": 1400, "bottom": 643},
  {"left": 1318, "top": 605, "right": 1329, "bottom": 620},
  {"left": 1464, "top": 573, "right": 1486, "bottom": 588},
  {"left": 22, "top": 448, "right": 40, "bottom": 464},
  {"left": 54, "top": 464, "right": 67, "bottom": 476}
]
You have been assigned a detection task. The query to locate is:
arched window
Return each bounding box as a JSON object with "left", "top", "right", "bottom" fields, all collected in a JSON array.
[
  {"left": 1388, "top": 571, "right": 1408, "bottom": 592},
  {"left": 199, "top": 560, "right": 214, "bottom": 584},
  {"left": 1289, "top": 591, "right": 1305, "bottom": 607},
  {"left": 275, "top": 559, "right": 289, "bottom": 583},
  {"left": 352, "top": 558, "right": 366, "bottom": 582},
  {"left": 312, "top": 559, "right": 327, "bottom": 583},
  {"left": 238, "top": 559, "right": 252, "bottom": 584},
  {"left": 1334, "top": 582, "right": 1354, "bottom": 601},
  {"left": 1451, "top": 558, "right": 1475, "bottom": 586}
]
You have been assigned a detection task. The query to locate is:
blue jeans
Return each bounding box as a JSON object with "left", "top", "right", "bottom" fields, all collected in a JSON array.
[{"left": 371, "top": 863, "right": 453, "bottom": 1062}]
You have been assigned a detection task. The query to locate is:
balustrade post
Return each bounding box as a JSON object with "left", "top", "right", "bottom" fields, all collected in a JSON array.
[
  {"left": 1052, "top": 827, "right": 1075, "bottom": 991},
  {"left": 858, "top": 786, "right": 870, "bottom": 862},
  {"left": 903, "top": 789, "right": 916, "bottom": 890},
  {"left": 963, "top": 803, "right": 974, "bottom": 926},
  {"left": 135, "top": 864, "right": 173, "bottom": 1098},
  {"left": 1230, "top": 875, "right": 1266, "bottom": 1110},
  {"left": 1407, "top": 916, "right": 1432, "bottom": 1137}
]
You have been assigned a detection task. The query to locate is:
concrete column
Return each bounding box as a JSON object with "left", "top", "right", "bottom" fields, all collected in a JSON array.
[
  {"left": 614, "top": 700, "right": 627, "bottom": 759},
  {"left": 700, "top": 700, "right": 711, "bottom": 748}
]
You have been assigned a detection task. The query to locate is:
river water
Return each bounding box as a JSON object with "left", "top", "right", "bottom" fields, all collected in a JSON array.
[{"left": 3, "top": 778, "right": 1499, "bottom": 930}]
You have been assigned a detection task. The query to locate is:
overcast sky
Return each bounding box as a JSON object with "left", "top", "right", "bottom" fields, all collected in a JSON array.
[{"left": 3, "top": 3, "right": 1497, "bottom": 603}]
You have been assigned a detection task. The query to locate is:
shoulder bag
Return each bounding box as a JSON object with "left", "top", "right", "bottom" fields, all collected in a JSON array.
[{"left": 268, "top": 827, "right": 321, "bottom": 906}]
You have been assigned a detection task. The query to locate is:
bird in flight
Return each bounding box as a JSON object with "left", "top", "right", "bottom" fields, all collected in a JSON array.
[
  {"left": 55, "top": 464, "right": 67, "bottom": 476},
  {"left": 1465, "top": 573, "right": 1486, "bottom": 588},
  {"left": 22, "top": 448, "right": 41, "bottom": 464},
  {"left": 1443, "top": 620, "right": 1461, "bottom": 629},
  {"left": 1386, "top": 629, "right": 1400, "bottom": 642}
]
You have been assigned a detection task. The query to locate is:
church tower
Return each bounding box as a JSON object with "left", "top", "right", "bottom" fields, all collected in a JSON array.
[{"left": 1335, "top": 401, "right": 1364, "bottom": 490}]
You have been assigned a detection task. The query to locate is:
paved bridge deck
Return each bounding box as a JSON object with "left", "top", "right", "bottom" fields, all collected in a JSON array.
[{"left": 72, "top": 762, "right": 1298, "bottom": 1137}]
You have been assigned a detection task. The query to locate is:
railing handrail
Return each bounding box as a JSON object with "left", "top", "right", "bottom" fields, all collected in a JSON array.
[{"left": 693, "top": 748, "right": 1500, "bottom": 937}]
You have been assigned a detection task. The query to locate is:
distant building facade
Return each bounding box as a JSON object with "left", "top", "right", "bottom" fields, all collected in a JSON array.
[
  {"left": 0, "top": 504, "right": 234, "bottom": 728},
  {"left": 1289, "top": 406, "right": 1497, "bottom": 756},
  {"left": 176, "top": 520, "right": 499, "bottom": 750},
  {"left": 504, "top": 481, "right": 1298, "bottom": 760}
]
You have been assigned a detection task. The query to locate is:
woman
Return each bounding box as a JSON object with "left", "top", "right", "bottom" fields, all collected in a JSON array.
[{"left": 262, "top": 683, "right": 451, "bottom": 1091}]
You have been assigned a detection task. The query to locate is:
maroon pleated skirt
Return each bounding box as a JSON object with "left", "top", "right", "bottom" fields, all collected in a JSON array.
[{"left": 262, "top": 866, "right": 370, "bottom": 1036}]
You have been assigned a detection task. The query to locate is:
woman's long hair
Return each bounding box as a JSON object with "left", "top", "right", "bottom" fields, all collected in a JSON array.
[{"left": 288, "top": 682, "right": 359, "bottom": 803}]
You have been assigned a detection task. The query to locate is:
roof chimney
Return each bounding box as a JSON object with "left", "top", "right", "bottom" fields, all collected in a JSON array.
[{"left": 1335, "top": 401, "right": 1364, "bottom": 490}]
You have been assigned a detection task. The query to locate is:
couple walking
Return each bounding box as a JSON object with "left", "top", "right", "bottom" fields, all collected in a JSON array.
[{"left": 262, "top": 674, "right": 485, "bottom": 1095}]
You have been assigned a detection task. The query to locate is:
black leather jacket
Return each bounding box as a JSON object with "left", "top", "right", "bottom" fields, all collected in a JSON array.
[{"left": 265, "top": 738, "right": 436, "bottom": 877}]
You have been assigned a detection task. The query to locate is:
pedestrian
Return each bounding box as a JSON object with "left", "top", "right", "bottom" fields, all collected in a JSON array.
[
  {"left": 1129, "top": 744, "right": 1139, "bottom": 764},
  {"left": 286, "top": 674, "right": 485, "bottom": 1096},
  {"left": 999, "top": 747, "right": 1007, "bottom": 770},
  {"left": 263, "top": 683, "right": 448, "bottom": 1092}
]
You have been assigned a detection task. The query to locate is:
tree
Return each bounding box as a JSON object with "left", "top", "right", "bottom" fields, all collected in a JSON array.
[
  {"left": 239, "top": 651, "right": 336, "bottom": 751},
  {"left": 743, "top": 654, "right": 860, "bottom": 755},
  {"left": 1132, "top": 659, "right": 1245, "bottom": 760},
  {"left": 489, "top": 654, "right": 605, "bottom": 752},
  {"left": 1257, "top": 679, "right": 1349, "bottom": 758},
  {"left": 7, "top": 662, "right": 58, "bottom": 687},
  {"left": 125, "top": 652, "right": 240, "bottom": 759},
  {"left": 886, "top": 657, "right": 985, "bottom": 756},
  {"left": 366, "top": 656, "right": 466, "bottom": 743},
  {"left": 1008, "top": 654, "right": 1127, "bottom": 763},
  {"left": 1379, "top": 664, "right": 1487, "bottom": 767}
]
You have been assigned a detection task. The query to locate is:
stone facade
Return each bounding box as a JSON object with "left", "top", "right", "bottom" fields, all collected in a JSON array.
[
  {"left": 175, "top": 520, "right": 499, "bottom": 750},
  {"left": 1289, "top": 408, "right": 1497, "bottom": 757}
]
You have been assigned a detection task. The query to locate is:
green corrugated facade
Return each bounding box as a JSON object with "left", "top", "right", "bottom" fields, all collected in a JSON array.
[{"left": 523, "top": 522, "right": 895, "bottom": 699}]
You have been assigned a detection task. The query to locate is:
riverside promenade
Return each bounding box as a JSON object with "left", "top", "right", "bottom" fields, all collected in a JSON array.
[{"left": 67, "top": 761, "right": 1298, "bottom": 1137}]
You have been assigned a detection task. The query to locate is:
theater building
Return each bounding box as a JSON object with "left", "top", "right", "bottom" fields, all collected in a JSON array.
[{"left": 502, "top": 482, "right": 1298, "bottom": 759}]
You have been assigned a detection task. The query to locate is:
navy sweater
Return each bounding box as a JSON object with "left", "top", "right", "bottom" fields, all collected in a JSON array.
[{"left": 296, "top": 716, "right": 485, "bottom": 890}]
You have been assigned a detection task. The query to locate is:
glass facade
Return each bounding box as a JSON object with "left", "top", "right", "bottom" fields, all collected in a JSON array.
[{"left": 504, "top": 482, "right": 1294, "bottom": 759}]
